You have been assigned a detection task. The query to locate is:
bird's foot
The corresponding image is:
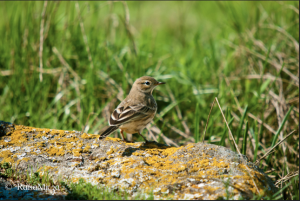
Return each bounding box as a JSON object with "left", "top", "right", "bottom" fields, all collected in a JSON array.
[
  {"left": 122, "top": 139, "right": 134, "bottom": 143},
  {"left": 143, "top": 140, "right": 157, "bottom": 144}
]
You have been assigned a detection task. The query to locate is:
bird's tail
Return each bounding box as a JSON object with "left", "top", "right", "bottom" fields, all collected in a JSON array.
[{"left": 99, "top": 126, "right": 119, "bottom": 140}]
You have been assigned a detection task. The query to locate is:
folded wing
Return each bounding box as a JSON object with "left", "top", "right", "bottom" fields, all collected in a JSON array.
[{"left": 109, "top": 104, "right": 156, "bottom": 126}]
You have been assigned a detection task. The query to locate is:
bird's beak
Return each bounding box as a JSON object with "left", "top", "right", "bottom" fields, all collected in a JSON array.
[{"left": 156, "top": 82, "right": 166, "bottom": 85}]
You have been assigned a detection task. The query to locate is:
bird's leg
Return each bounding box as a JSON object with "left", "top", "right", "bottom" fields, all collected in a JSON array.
[
  {"left": 120, "top": 129, "right": 126, "bottom": 141},
  {"left": 120, "top": 130, "right": 132, "bottom": 143},
  {"left": 138, "top": 132, "right": 149, "bottom": 143}
]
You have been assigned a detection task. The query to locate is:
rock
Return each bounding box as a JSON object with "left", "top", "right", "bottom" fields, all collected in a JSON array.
[{"left": 0, "top": 121, "right": 277, "bottom": 199}]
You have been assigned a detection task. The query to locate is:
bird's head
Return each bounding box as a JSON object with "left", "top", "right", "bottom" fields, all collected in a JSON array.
[{"left": 131, "top": 76, "right": 165, "bottom": 94}]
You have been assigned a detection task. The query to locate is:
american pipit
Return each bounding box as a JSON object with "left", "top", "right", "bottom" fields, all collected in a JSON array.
[{"left": 99, "top": 76, "right": 165, "bottom": 142}]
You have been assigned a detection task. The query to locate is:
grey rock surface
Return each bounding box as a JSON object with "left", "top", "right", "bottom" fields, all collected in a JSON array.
[{"left": 0, "top": 121, "right": 277, "bottom": 199}]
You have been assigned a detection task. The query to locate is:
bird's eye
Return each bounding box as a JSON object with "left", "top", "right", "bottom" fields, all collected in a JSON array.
[{"left": 144, "top": 81, "right": 150, "bottom": 86}]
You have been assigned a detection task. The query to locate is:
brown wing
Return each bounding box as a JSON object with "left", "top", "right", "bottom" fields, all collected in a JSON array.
[{"left": 109, "top": 105, "right": 156, "bottom": 126}]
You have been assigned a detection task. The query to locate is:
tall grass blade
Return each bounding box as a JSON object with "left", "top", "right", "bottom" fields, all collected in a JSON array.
[
  {"left": 242, "top": 121, "right": 248, "bottom": 155},
  {"left": 226, "top": 109, "right": 235, "bottom": 151},
  {"left": 203, "top": 98, "right": 217, "bottom": 142},
  {"left": 253, "top": 120, "right": 259, "bottom": 162},
  {"left": 219, "top": 117, "right": 234, "bottom": 146},
  {"left": 273, "top": 177, "right": 297, "bottom": 198},
  {"left": 256, "top": 130, "right": 295, "bottom": 165},
  {"left": 236, "top": 105, "right": 248, "bottom": 144},
  {"left": 194, "top": 102, "right": 200, "bottom": 143},
  {"left": 267, "top": 106, "right": 294, "bottom": 163},
  {"left": 215, "top": 98, "right": 241, "bottom": 155}
]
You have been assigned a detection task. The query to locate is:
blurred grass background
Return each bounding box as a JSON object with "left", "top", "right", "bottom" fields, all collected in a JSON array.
[{"left": 0, "top": 1, "right": 298, "bottom": 199}]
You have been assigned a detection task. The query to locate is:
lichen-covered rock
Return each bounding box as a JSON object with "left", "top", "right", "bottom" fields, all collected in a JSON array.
[{"left": 0, "top": 121, "right": 277, "bottom": 199}]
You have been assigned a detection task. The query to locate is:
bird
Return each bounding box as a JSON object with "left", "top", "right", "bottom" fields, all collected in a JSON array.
[{"left": 98, "top": 76, "right": 165, "bottom": 143}]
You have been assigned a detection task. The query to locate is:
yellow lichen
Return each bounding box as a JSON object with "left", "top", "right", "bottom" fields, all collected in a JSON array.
[
  {"left": 0, "top": 150, "right": 13, "bottom": 158},
  {"left": 22, "top": 157, "right": 30, "bottom": 162},
  {"left": 72, "top": 177, "right": 85, "bottom": 183},
  {"left": 106, "top": 146, "right": 120, "bottom": 155},
  {"left": 107, "top": 137, "right": 122, "bottom": 142},
  {"left": 66, "top": 143, "right": 73, "bottom": 150},
  {"left": 81, "top": 133, "right": 97, "bottom": 139},
  {"left": 37, "top": 166, "right": 56, "bottom": 173},
  {"left": 83, "top": 145, "right": 91, "bottom": 153},
  {"left": 1, "top": 157, "right": 14, "bottom": 165},
  {"left": 36, "top": 142, "right": 46, "bottom": 147},
  {"left": 71, "top": 162, "right": 81, "bottom": 167},
  {"left": 47, "top": 146, "right": 65, "bottom": 156},
  {"left": 73, "top": 149, "right": 82, "bottom": 157}
]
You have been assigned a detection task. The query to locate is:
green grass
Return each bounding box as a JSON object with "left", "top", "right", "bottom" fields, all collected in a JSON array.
[
  {"left": 0, "top": 1, "right": 298, "bottom": 200},
  {"left": 1, "top": 162, "right": 154, "bottom": 200},
  {"left": 0, "top": 162, "right": 53, "bottom": 189},
  {"left": 62, "top": 178, "right": 154, "bottom": 200}
]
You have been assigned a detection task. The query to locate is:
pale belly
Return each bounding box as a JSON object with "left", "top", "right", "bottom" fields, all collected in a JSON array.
[{"left": 119, "top": 113, "right": 155, "bottom": 134}]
